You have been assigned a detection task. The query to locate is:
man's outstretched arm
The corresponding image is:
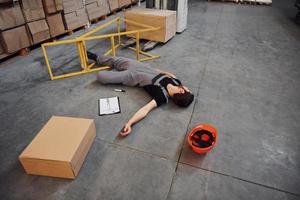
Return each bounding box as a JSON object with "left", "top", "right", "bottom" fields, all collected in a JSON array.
[{"left": 120, "top": 99, "right": 157, "bottom": 136}]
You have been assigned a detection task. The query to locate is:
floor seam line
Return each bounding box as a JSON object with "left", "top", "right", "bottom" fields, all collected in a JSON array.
[
  {"left": 164, "top": 5, "right": 225, "bottom": 200},
  {"left": 94, "top": 137, "right": 170, "bottom": 160},
  {"left": 179, "top": 161, "right": 300, "bottom": 197}
]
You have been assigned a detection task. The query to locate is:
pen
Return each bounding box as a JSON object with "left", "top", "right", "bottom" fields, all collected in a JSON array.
[{"left": 114, "top": 89, "right": 126, "bottom": 92}]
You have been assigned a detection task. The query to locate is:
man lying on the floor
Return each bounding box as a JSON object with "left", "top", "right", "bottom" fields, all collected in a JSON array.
[{"left": 87, "top": 51, "right": 194, "bottom": 136}]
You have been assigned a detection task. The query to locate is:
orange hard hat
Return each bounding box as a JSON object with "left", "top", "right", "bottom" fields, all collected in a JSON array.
[{"left": 187, "top": 124, "right": 217, "bottom": 154}]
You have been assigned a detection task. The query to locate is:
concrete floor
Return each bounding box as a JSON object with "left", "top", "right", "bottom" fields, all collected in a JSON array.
[{"left": 0, "top": 0, "right": 300, "bottom": 199}]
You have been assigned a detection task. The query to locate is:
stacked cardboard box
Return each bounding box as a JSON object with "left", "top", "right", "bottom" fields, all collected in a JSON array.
[
  {"left": 62, "top": 0, "right": 82, "bottom": 13},
  {"left": 20, "top": 0, "right": 50, "bottom": 45},
  {"left": 0, "top": 2, "right": 25, "bottom": 30},
  {"left": 42, "top": 0, "right": 65, "bottom": 37},
  {"left": 27, "top": 19, "right": 50, "bottom": 44},
  {"left": 62, "top": 0, "right": 88, "bottom": 31},
  {"left": 85, "top": 0, "right": 110, "bottom": 21},
  {"left": 21, "top": 0, "right": 45, "bottom": 22},
  {"left": 46, "top": 13, "right": 65, "bottom": 37},
  {"left": 0, "top": 2, "right": 31, "bottom": 54},
  {"left": 1, "top": 25, "right": 31, "bottom": 53},
  {"left": 118, "top": 0, "right": 131, "bottom": 8},
  {"left": 108, "top": 0, "right": 119, "bottom": 11},
  {"left": 42, "top": 0, "right": 63, "bottom": 14}
]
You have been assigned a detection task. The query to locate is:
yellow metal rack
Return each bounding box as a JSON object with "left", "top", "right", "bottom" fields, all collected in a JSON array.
[{"left": 42, "top": 17, "right": 161, "bottom": 80}]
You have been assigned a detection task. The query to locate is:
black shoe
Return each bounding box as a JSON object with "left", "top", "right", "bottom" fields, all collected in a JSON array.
[{"left": 87, "top": 51, "right": 98, "bottom": 62}]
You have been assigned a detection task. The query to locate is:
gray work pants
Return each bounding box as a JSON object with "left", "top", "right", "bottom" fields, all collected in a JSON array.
[{"left": 96, "top": 56, "right": 159, "bottom": 87}]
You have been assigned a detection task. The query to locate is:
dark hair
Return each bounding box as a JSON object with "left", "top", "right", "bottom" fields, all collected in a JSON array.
[{"left": 172, "top": 92, "right": 194, "bottom": 107}]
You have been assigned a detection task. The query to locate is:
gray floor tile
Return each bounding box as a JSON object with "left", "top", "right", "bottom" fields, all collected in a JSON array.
[{"left": 167, "top": 163, "right": 299, "bottom": 200}]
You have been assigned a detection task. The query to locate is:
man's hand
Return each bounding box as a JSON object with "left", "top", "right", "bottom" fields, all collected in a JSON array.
[{"left": 120, "top": 123, "right": 132, "bottom": 136}]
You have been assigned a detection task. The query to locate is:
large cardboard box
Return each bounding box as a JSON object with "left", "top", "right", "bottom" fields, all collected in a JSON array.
[
  {"left": 63, "top": 8, "right": 88, "bottom": 30},
  {"left": 62, "top": 0, "right": 83, "bottom": 14},
  {"left": 108, "top": 0, "right": 119, "bottom": 11},
  {"left": 85, "top": 1, "right": 110, "bottom": 21},
  {"left": 125, "top": 9, "right": 176, "bottom": 43},
  {"left": 21, "top": 0, "right": 45, "bottom": 22},
  {"left": 47, "top": 13, "right": 65, "bottom": 37},
  {"left": 0, "top": 25, "right": 31, "bottom": 53},
  {"left": 19, "top": 116, "right": 96, "bottom": 179},
  {"left": 27, "top": 19, "right": 50, "bottom": 44},
  {"left": 42, "top": 0, "right": 63, "bottom": 14},
  {"left": 0, "top": 2, "right": 25, "bottom": 31}
]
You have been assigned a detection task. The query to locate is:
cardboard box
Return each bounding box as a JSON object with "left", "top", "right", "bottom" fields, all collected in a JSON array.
[
  {"left": 27, "top": 19, "right": 50, "bottom": 44},
  {"left": 76, "top": 8, "right": 89, "bottom": 27},
  {"left": 47, "top": 13, "right": 65, "bottom": 37},
  {"left": 0, "top": 2, "right": 25, "bottom": 31},
  {"left": 63, "top": 8, "right": 88, "bottom": 30},
  {"left": 108, "top": 0, "right": 119, "bottom": 11},
  {"left": 21, "top": 0, "right": 45, "bottom": 22},
  {"left": 62, "top": 0, "right": 83, "bottom": 14},
  {"left": 42, "top": 0, "right": 56, "bottom": 14},
  {"left": 125, "top": 9, "right": 176, "bottom": 43},
  {"left": 19, "top": 116, "right": 96, "bottom": 179},
  {"left": 63, "top": 12, "right": 77, "bottom": 30},
  {"left": 0, "top": 25, "right": 30, "bottom": 53},
  {"left": 118, "top": 0, "right": 131, "bottom": 8},
  {"left": 86, "top": 1, "right": 110, "bottom": 21},
  {"left": 42, "top": 0, "right": 63, "bottom": 14}
]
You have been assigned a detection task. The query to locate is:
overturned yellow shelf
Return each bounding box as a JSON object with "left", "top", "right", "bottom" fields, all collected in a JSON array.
[{"left": 42, "top": 17, "right": 161, "bottom": 80}]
